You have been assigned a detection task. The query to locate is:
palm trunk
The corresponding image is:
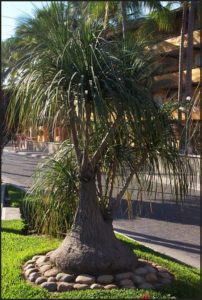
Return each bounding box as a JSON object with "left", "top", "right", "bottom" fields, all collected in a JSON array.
[
  {"left": 185, "top": 1, "right": 195, "bottom": 97},
  {"left": 184, "top": 1, "right": 195, "bottom": 153},
  {"left": 50, "top": 164, "right": 138, "bottom": 275},
  {"left": 103, "top": 1, "right": 109, "bottom": 29},
  {"left": 178, "top": 1, "right": 188, "bottom": 122},
  {"left": 120, "top": 1, "right": 127, "bottom": 42},
  {"left": 0, "top": 147, "right": 2, "bottom": 184},
  {"left": 178, "top": 1, "right": 188, "bottom": 151}
]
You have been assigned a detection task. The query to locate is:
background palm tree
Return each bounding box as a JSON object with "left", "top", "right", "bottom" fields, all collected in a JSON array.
[
  {"left": 7, "top": 2, "right": 192, "bottom": 275},
  {"left": 86, "top": 1, "right": 173, "bottom": 41},
  {"left": 185, "top": 1, "right": 197, "bottom": 98},
  {"left": 1, "top": 38, "right": 20, "bottom": 184},
  {"left": 177, "top": 1, "right": 188, "bottom": 152},
  {"left": 176, "top": 1, "right": 199, "bottom": 153},
  {"left": 1, "top": 38, "right": 18, "bottom": 84}
]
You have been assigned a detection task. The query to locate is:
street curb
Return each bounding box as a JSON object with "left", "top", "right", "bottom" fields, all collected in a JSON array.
[{"left": 2, "top": 177, "right": 28, "bottom": 192}]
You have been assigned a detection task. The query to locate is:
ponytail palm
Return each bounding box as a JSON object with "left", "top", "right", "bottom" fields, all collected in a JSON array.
[{"left": 8, "top": 2, "right": 192, "bottom": 275}]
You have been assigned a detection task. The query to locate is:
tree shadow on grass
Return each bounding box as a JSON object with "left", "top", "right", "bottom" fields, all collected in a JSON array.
[
  {"left": 155, "top": 281, "right": 199, "bottom": 299},
  {"left": 118, "top": 234, "right": 199, "bottom": 271},
  {"left": 1, "top": 226, "right": 28, "bottom": 235},
  {"left": 119, "top": 236, "right": 200, "bottom": 297}
]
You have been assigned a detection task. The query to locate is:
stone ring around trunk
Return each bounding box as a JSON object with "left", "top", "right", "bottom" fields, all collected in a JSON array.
[{"left": 22, "top": 254, "right": 175, "bottom": 292}]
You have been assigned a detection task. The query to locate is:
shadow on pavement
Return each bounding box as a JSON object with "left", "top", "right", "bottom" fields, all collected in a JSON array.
[
  {"left": 3, "top": 171, "right": 32, "bottom": 178},
  {"left": 113, "top": 227, "right": 201, "bottom": 254},
  {"left": 5, "top": 161, "right": 39, "bottom": 166},
  {"left": 113, "top": 199, "right": 200, "bottom": 226},
  {"left": 117, "top": 235, "right": 199, "bottom": 271}
]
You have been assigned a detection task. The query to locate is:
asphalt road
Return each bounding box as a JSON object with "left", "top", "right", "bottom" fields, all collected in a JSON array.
[
  {"left": 2, "top": 149, "right": 44, "bottom": 190},
  {"left": 2, "top": 148, "right": 201, "bottom": 268}
]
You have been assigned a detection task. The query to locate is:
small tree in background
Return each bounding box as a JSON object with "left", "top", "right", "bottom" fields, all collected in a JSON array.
[
  {"left": 1, "top": 38, "right": 20, "bottom": 162},
  {"left": 0, "top": 88, "right": 19, "bottom": 185},
  {"left": 7, "top": 2, "right": 192, "bottom": 275}
]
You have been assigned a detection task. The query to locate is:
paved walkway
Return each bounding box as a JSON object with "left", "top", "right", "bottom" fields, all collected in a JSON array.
[{"left": 1, "top": 207, "right": 21, "bottom": 220}]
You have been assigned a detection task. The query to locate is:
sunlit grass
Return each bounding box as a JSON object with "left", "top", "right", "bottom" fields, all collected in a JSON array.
[{"left": 2, "top": 220, "right": 200, "bottom": 299}]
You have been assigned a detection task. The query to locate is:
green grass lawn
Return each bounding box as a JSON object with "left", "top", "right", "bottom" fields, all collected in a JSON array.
[{"left": 2, "top": 220, "right": 200, "bottom": 299}]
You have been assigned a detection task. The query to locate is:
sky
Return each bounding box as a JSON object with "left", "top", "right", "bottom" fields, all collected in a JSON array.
[
  {"left": 1, "top": 1, "right": 180, "bottom": 41},
  {"left": 1, "top": 1, "right": 50, "bottom": 40}
]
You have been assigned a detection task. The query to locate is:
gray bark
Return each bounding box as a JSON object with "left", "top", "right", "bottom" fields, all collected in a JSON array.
[
  {"left": 120, "top": 1, "right": 127, "bottom": 41},
  {"left": 185, "top": 1, "right": 195, "bottom": 98},
  {"left": 50, "top": 164, "right": 138, "bottom": 275},
  {"left": 103, "top": 1, "right": 109, "bottom": 29},
  {"left": 184, "top": 1, "right": 196, "bottom": 154},
  {"left": 178, "top": 1, "right": 188, "bottom": 121},
  {"left": 178, "top": 1, "right": 188, "bottom": 151}
]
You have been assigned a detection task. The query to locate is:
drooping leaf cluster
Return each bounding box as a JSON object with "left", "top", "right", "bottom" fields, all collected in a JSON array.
[
  {"left": 7, "top": 2, "right": 193, "bottom": 211},
  {"left": 21, "top": 140, "right": 78, "bottom": 236}
]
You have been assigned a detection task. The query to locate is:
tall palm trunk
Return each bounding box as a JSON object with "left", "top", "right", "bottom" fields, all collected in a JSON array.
[
  {"left": 184, "top": 1, "right": 195, "bottom": 153},
  {"left": 178, "top": 1, "right": 188, "bottom": 122},
  {"left": 178, "top": 1, "right": 188, "bottom": 151},
  {"left": 185, "top": 1, "right": 195, "bottom": 97},
  {"left": 120, "top": 1, "right": 127, "bottom": 41},
  {"left": 103, "top": 1, "right": 109, "bottom": 29},
  {"left": 50, "top": 162, "right": 138, "bottom": 275}
]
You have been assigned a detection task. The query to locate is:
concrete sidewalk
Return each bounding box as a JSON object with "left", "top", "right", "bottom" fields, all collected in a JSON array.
[
  {"left": 3, "top": 147, "right": 50, "bottom": 159},
  {"left": 1, "top": 182, "right": 25, "bottom": 220},
  {"left": 1, "top": 207, "right": 21, "bottom": 220}
]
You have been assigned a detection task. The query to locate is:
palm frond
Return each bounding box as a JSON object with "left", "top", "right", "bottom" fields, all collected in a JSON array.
[{"left": 6, "top": 1, "right": 194, "bottom": 215}]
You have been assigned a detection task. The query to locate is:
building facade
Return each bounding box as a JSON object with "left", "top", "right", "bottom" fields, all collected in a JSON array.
[{"left": 151, "top": 6, "right": 200, "bottom": 153}]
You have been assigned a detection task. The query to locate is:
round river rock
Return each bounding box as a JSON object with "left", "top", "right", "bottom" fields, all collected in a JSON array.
[
  {"left": 35, "top": 277, "right": 47, "bottom": 285},
  {"left": 115, "top": 272, "right": 133, "bottom": 281},
  {"left": 47, "top": 277, "right": 57, "bottom": 282},
  {"left": 58, "top": 282, "right": 74, "bottom": 291},
  {"left": 56, "top": 273, "right": 75, "bottom": 282},
  {"left": 104, "top": 284, "right": 118, "bottom": 290},
  {"left": 97, "top": 275, "right": 114, "bottom": 284},
  {"left": 74, "top": 283, "right": 89, "bottom": 290},
  {"left": 41, "top": 282, "right": 57, "bottom": 292},
  {"left": 75, "top": 274, "right": 95, "bottom": 284},
  {"left": 90, "top": 283, "right": 104, "bottom": 289},
  {"left": 29, "top": 272, "right": 40, "bottom": 282},
  {"left": 44, "top": 267, "right": 61, "bottom": 277},
  {"left": 145, "top": 273, "right": 158, "bottom": 283},
  {"left": 23, "top": 254, "right": 175, "bottom": 292}
]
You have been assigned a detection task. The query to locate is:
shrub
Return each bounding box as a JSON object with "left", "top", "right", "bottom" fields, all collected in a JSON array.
[{"left": 20, "top": 140, "right": 79, "bottom": 237}]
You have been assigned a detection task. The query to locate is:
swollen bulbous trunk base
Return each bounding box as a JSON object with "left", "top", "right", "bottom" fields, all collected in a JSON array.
[
  {"left": 50, "top": 224, "right": 138, "bottom": 275},
  {"left": 50, "top": 176, "right": 138, "bottom": 275}
]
